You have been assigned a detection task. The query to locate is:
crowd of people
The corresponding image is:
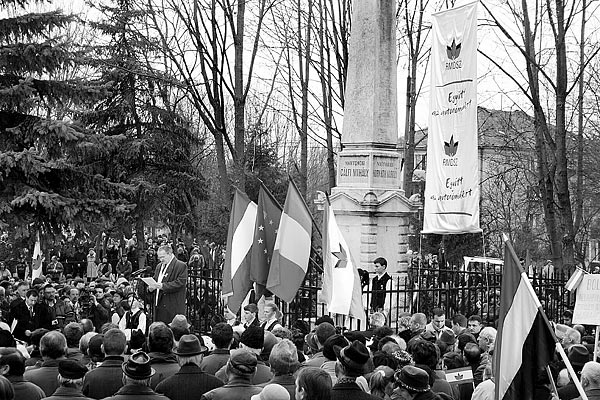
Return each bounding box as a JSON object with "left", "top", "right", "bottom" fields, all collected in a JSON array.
[{"left": 0, "top": 273, "right": 593, "bottom": 400}]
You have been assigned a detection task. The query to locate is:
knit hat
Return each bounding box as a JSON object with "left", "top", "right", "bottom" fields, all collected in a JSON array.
[
  {"left": 395, "top": 365, "right": 430, "bottom": 393},
  {"left": 251, "top": 384, "right": 290, "bottom": 400},
  {"left": 228, "top": 348, "right": 258, "bottom": 376},
  {"left": 241, "top": 326, "right": 265, "bottom": 349},
  {"left": 58, "top": 360, "right": 88, "bottom": 379}
]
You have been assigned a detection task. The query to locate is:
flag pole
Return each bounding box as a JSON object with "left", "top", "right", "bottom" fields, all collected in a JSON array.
[
  {"left": 595, "top": 326, "right": 599, "bottom": 362},
  {"left": 287, "top": 175, "right": 323, "bottom": 238},
  {"left": 502, "top": 234, "right": 588, "bottom": 400}
]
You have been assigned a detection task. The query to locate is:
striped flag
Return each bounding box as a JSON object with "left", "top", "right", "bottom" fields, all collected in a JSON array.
[
  {"left": 565, "top": 267, "right": 585, "bottom": 292},
  {"left": 267, "top": 180, "right": 312, "bottom": 303},
  {"left": 321, "top": 198, "right": 366, "bottom": 325},
  {"left": 31, "top": 232, "right": 42, "bottom": 280},
  {"left": 222, "top": 189, "right": 257, "bottom": 313},
  {"left": 495, "top": 235, "right": 557, "bottom": 400},
  {"left": 250, "top": 184, "right": 282, "bottom": 298}
]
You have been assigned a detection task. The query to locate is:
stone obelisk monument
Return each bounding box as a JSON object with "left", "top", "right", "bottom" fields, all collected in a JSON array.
[{"left": 317, "top": 0, "right": 418, "bottom": 274}]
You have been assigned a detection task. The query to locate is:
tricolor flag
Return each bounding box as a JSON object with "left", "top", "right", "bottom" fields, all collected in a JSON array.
[
  {"left": 31, "top": 232, "right": 43, "bottom": 280},
  {"left": 565, "top": 267, "right": 586, "bottom": 292},
  {"left": 267, "top": 180, "right": 312, "bottom": 303},
  {"left": 222, "top": 189, "right": 257, "bottom": 313},
  {"left": 321, "top": 198, "right": 366, "bottom": 325},
  {"left": 495, "top": 235, "right": 557, "bottom": 400},
  {"left": 250, "top": 184, "right": 282, "bottom": 298}
]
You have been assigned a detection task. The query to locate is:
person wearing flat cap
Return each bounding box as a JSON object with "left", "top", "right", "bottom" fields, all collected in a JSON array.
[
  {"left": 101, "top": 351, "right": 169, "bottom": 400},
  {"left": 155, "top": 334, "right": 224, "bottom": 400},
  {"left": 331, "top": 340, "right": 380, "bottom": 400},
  {"left": 201, "top": 348, "right": 263, "bottom": 400},
  {"left": 392, "top": 365, "right": 444, "bottom": 400},
  {"left": 43, "top": 359, "right": 94, "bottom": 400}
]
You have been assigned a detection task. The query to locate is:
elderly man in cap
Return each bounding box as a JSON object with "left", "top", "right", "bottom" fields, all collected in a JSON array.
[
  {"left": 393, "top": 365, "right": 444, "bottom": 400},
  {"left": 43, "top": 359, "right": 93, "bottom": 400},
  {"left": 83, "top": 328, "right": 127, "bottom": 399},
  {"left": 331, "top": 340, "right": 380, "bottom": 400},
  {"left": 215, "top": 326, "right": 273, "bottom": 385},
  {"left": 201, "top": 348, "right": 263, "bottom": 400},
  {"left": 155, "top": 334, "right": 223, "bottom": 400},
  {"left": 102, "top": 351, "right": 169, "bottom": 400}
]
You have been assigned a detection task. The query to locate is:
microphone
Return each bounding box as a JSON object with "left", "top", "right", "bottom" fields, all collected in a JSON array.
[{"left": 131, "top": 266, "right": 152, "bottom": 277}]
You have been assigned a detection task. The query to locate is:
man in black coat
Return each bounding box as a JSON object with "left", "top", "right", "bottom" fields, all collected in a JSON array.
[
  {"left": 101, "top": 351, "right": 169, "bottom": 400},
  {"left": 155, "top": 335, "right": 223, "bottom": 400},
  {"left": 330, "top": 340, "right": 380, "bottom": 400},
  {"left": 370, "top": 257, "right": 391, "bottom": 312},
  {"left": 12, "top": 289, "right": 51, "bottom": 342},
  {"left": 200, "top": 323, "right": 233, "bottom": 375},
  {"left": 147, "top": 245, "right": 187, "bottom": 324},
  {"left": 83, "top": 328, "right": 127, "bottom": 399}
]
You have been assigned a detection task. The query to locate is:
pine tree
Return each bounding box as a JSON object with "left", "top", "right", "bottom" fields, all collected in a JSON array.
[
  {"left": 0, "top": 0, "right": 131, "bottom": 239},
  {"left": 82, "top": 0, "right": 206, "bottom": 267}
]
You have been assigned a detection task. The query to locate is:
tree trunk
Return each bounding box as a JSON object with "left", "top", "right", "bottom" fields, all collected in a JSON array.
[
  {"left": 574, "top": 0, "right": 586, "bottom": 263},
  {"left": 233, "top": 0, "right": 246, "bottom": 191},
  {"left": 135, "top": 216, "right": 146, "bottom": 271}
]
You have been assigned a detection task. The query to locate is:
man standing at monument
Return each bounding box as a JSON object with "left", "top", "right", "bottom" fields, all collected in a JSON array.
[
  {"left": 147, "top": 245, "right": 187, "bottom": 324},
  {"left": 369, "top": 257, "right": 391, "bottom": 313}
]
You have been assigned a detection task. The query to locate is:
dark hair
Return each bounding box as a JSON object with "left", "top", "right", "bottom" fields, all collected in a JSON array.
[
  {"left": 25, "top": 289, "right": 38, "bottom": 298},
  {"left": 457, "top": 333, "right": 477, "bottom": 352},
  {"left": 372, "top": 351, "right": 398, "bottom": 370},
  {"left": 0, "top": 351, "right": 25, "bottom": 376},
  {"left": 0, "top": 375, "right": 13, "bottom": 400},
  {"left": 0, "top": 332, "right": 15, "bottom": 348},
  {"left": 432, "top": 308, "right": 445, "bottom": 318},
  {"left": 452, "top": 314, "right": 467, "bottom": 328},
  {"left": 103, "top": 329, "right": 126, "bottom": 355},
  {"left": 148, "top": 323, "right": 174, "bottom": 353},
  {"left": 411, "top": 341, "right": 438, "bottom": 369},
  {"left": 373, "top": 257, "right": 387, "bottom": 267},
  {"left": 171, "top": 326, "right": 190, "bottom": 341},
  {"left": 463, "top": 342, "right": 482, "bottom": 364},
  {"left": 63, "top": 323, "right": 83, "bottom": 348},
  {"left": 297, "top": 367, "right": 332, "bottom": 400},
  {"left": 377, "top": 337, "right": 397, "bottom": 352},
  {"left": 443, "top": 351, "right": 466, "bottom": 370},
  {"left": 211, "top": 323, "right": 234, "bottom": 349},
  {"left": 467, "top": 315, "right": 482, "bottom": 323}
]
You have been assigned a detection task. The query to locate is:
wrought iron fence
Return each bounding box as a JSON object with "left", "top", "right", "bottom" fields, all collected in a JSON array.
[{"left": 184, "top": 254, "right": 575, "bottom": 333}]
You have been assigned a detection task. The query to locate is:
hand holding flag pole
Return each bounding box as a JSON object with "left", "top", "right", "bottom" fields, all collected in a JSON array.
[{"left": 498, "top": 233, "right": 587, "bottom": 400}]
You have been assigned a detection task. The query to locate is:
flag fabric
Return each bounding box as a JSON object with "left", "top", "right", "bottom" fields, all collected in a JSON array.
[
  {"left": 267, "top": 180, "right": 312, "bottom": 303},
  {"left": 250, "top": 184, "right": 282, "bottom": 298},
  {"left": 423, "top": 1, "right": 480, "bottom": 234},
  {"left": 565, "top": 267, "right": 585, "bottom": 292},
  {"left": 321, "top": 198, "right": 366, "bottom": 325},
  {"left": 31, "top": 232, "right": 42, "bottom": 280},
  {"left": 495, "top": 236, "right": 557, "bottom": 400},
  {"left": 222, "top": 189, "right": 257, "bottom": 313}
]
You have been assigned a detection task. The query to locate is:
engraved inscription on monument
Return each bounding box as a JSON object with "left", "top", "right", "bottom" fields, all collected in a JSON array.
[
  {"left": 338, "top": 155, "right": 370, "bottom": 186},
  {"left": 372, "top": 155, "right": 400, "bottom": 186}
]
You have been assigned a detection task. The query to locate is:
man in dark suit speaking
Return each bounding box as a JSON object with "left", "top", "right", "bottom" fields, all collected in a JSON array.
[{"left": 147, "top": 244, "right": 187, "bottom": 324}]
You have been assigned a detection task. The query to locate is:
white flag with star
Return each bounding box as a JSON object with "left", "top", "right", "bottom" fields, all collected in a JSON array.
[{"left": 321, "top": 199, "right": 366, "bottom": 324}]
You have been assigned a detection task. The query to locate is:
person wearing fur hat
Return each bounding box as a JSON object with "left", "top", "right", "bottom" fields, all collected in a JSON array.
[
  {"left": 392, "top": 365, "right": 444, "bottom": 400},
  {"left": 201, "top": 349, "right": 263, "bottom": 400},
  {"left": 331, "top": 340, "right": 380, "bottom": 400},
  {"left": 215, "top": 326, "right": 273, "bottom": 385}
]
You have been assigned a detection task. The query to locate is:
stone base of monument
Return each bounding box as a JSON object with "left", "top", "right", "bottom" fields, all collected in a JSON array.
[{"left": 316, "top": 158, "right": 419, "bottom": 275}]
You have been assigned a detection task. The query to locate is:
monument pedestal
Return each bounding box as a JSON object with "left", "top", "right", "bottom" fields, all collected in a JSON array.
[{"left": 317, "top": 148, "right": 418, "bottom": 274}]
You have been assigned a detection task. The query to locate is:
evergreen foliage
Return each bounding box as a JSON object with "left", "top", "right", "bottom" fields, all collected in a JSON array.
[{"left": 0, "top": 0, "right": 130, "bottom": 238}]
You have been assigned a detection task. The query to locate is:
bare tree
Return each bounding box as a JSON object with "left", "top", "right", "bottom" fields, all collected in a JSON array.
[{"left": 481, "top": 0, "right": 600, "bottom": 268}]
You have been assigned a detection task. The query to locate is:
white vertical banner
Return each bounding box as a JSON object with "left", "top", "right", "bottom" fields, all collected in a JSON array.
[{"left": 423, "top": 1, "right": 481, "bottom": 234}]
